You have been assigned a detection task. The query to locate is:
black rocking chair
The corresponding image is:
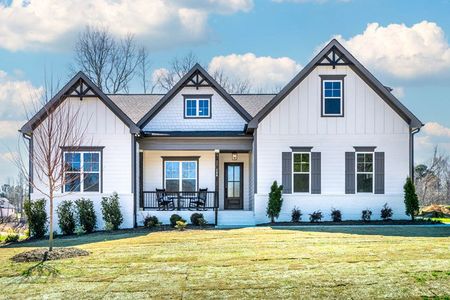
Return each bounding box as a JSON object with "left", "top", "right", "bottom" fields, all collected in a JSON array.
[
  {"left": 156, "top": 188, "right": 174, "bottom": 210},
  {"left": 189, "top": 188, "right": 208, "bottom": 210}
]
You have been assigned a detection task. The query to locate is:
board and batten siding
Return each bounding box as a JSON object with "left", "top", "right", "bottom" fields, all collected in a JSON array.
[
  {"left": 30, "top": 97, "right": 134, "bottom": 231},
  {"left": 254, "top": 65, "right": 410, "bottom": 222},
  {"left": 143, "top": 86, "right": 247, "bottom": 132}
]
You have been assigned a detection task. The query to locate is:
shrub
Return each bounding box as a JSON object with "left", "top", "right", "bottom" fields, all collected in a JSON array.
[
  {"left": 144, "top": 215, "right": 159, "bottom": 228},
  {"left": 5, "top": 230, "right": 19, "bottom": 243},
  {"left": 170, "top": 214, "right": 185, "bottom": 227},
  {"left": 309, "top": 210, "right": 323, "bottom": 223},
  {"left": 175, "top": 220, "right": 187, "bottom": 231},
  {"left": 380, "top": 203, "right": 393, "bottom": 221},
  {"left": 291, "top": 207, "right": 302, "bottom": 223},
  {"left": 266, "top": 181, "right": 283, "bottom": 223},
  {"left": 197, "top": 217, "right": 208, "bottom": 227},
  {"left": 190, "top": 213, "right": 204, "bottom": 226},
  {"left": 331, "top": 208, "right": 342, "bottom": 222},
  {"left": 75, "top": 225, "right": 85, "bottom": 236},
  {"left": 101, "top": 192, "right": 123, "bottom": 230},
  {"left": 23, "top": 198, "right": 47, "bottom": 238},
  {"left": 362, "top": 209, "right": 372, "bottom": 222},
  {"left": 56, "top": 200, "right": 76, "bottom": 235},
  {"left": 404, "top": 177, "right": 419, "bottom": 221},
  {"left": 75, "top": 198, "right": 97, "bottom": 233}
]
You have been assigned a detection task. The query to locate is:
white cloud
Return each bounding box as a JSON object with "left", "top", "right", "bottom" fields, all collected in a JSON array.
[
  {"left": 0, "top": 74, "right": 43, "bottom": 121},
  {"left": 208, "top": 53, "right": 301, "bottom": 91},
  {"left": 415, "top": 122, "right": 450, "bottom": 163},
  {"left": 272, "top": 0, "right": 350, "bottom": 3},
  {"left": 0, "top": 0, "right": 253, "bottom": 51},
  {"left": 334, "top": 21, "right": 450, "bottom": 78},
  {"left": 0, "top": 121, "right": 24, "bottom": 139},
  {"left": 0, "top": 151, "right": 18, "bottom": 162}
]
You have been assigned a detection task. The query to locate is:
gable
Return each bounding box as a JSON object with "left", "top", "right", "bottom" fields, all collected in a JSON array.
[
  {"left": 20, "top": 72, "right": 139, "bottom": 135},
  {"left": 137, "top": 64, "right": 252, "bottom": 129},
  {"left": 248, "top": 39, "right": 422, "bottom": 130}
]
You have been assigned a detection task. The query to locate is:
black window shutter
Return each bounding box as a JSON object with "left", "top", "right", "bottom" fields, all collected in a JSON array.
[
  {"left": 311, "top": 152, "right": 321, "bottom": 194},
  {"left": 345, "top": 152, "right": 355, "bottom": 194},
  {"left": 374, "top": 152, "right": 385, "bottom": 194},
  {"left": 282, "top": 152, "right": 292, "bottom": 194}
]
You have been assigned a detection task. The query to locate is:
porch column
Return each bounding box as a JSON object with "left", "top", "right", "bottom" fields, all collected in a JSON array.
[{"left": 214, "top": 149, "right": 219, "bottom": 225}]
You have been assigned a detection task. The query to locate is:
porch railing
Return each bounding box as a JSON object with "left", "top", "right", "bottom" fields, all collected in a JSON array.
[{"left": 141, "top": 191, "right": 218, "bottom": 211}]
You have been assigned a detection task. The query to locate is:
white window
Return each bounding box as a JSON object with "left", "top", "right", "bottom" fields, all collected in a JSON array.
[
  {"left": 356, "top": 152, "right": 374, "bottom": 193},
  {"left": 64, "top": 151, "right": 101, "bottom": 192},
  {"left": 184, "top": 97, "right": 210, "bottom": 118},
  {"left": 322, "top": 80, "right": 343, "bottom": 116},
  {"left": 164, "top": 160, "right": 197, "bottom": 192},
  {"left": 292, "top": 152, "right": 310, "bottom": 193}
]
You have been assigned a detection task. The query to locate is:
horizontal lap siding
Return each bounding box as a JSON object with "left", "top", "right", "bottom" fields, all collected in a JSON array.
[{"left": 143, "top": 86, "right": 246, "bottom": 132}]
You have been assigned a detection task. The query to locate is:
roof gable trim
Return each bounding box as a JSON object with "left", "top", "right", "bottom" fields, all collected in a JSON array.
[
  {"left": 20, "top": 72, "right": 140, "bottom": 135},
  {"left": 137, "top": 64, "right": 252, "bottom": 128}
]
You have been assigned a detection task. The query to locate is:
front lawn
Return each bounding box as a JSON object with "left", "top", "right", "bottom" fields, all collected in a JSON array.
[{"left": 0, "top": 226, "right": 449, "bottom": 299}]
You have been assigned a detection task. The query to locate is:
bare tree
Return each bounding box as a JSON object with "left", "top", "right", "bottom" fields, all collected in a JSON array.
[
  {"left": 152, "top": 52, "right": 253, "bottom": 94},
  {"left": 415, "top": 146, "right": 450, "bottom": 205},
  {"left": 16, "top": 90, "right": 90, "bottom": 251},
  {"left": 137, "top": 47, "right": 152, "bottom": 93},
  {"left": 73, "top": 26, "right": 144, "bottom": 93}
]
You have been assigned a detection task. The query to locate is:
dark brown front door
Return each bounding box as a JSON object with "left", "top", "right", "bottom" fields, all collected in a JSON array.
[{"left": 224, "top": 163, "right": 243, "bottom": 210}]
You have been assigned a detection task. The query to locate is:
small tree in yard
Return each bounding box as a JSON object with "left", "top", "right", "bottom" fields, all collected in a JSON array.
[
  {"left": 16, "top": 89, "right": 89, "bottom": 251},
  {"left": 267, "top": 181, "right": 283, "bottom": 223},
  {"left": 404, "top": 177, "right": 419, "bottom": 221},
  {"left": 101, "top": 192, "right": 123, "bottom": 230}
]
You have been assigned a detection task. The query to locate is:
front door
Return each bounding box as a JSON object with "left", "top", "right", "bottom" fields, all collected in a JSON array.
[{"left": 224, "top": 163, "right": 243, "bottom": 210}]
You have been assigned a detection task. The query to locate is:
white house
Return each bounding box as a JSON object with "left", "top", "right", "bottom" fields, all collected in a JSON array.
[{"left": 21, "top": 40, "right": 423, "bottom": 228}]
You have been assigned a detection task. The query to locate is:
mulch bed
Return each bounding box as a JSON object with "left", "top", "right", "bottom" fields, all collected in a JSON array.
[
  {"left": 258, "top": 220, "right": 443, "bottom": 226},
  {"left": 11, "top": 247, "right": 89, "bottom": 263}
]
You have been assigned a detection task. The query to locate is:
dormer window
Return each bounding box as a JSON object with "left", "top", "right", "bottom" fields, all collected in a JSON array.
[
  {"left": 184, "top": 95, "right": 211, "bottom": 118},
  {"left": 320, "top": 75, "right": 345, "bottom": 117}
]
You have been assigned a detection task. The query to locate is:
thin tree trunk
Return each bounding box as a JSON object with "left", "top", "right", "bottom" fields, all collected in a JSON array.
[{"left": 49, "top": 189, "right": 54, "bottom": 252}]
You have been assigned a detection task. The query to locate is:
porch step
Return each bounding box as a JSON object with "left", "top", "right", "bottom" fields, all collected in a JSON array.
[{"left": 217, "top": 211, "right": 255, "bottom": 226}]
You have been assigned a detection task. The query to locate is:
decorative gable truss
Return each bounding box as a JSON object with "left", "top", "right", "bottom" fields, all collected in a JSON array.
[
  {"left": 185, "top": 70, "right": 212, "bottom": 89},
  {"left": 20, "top": 72, "right": 140, "bottom": 135},
  {"left": 317, "top": 45, "right": 351, "bottom": 69}
]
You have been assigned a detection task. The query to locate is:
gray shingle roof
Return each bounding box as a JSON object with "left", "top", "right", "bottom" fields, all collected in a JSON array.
[
  {"left": 107, "top": 93, "right": 275, "bottom": 124},
  {"left": 108, "top": 94, "right": 163, "bottom": 123}
]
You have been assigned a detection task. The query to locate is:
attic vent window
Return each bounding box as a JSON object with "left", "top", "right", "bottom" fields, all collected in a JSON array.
[
  {"left": 320, "top": 75, "right": 345, "bottom": 117},
  {"left": 184, "top": 95, "right": 211, "bottom": 118}
]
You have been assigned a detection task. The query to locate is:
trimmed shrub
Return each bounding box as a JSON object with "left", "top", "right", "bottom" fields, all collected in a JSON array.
[
  {"left": 309, "top": 210, "right": 323, "bottom": 223},
  {"left": 144, "top": 215, "right": 159, "bottom": 228},
  {"left": 331, "top": 208, "right": 342, "bottom": 222},
  {"left": 404, "top": 177, "right": 419, "bottom": 221},
  {"left": 380, "top": 203, "right": 393, "bottom": 221},
  {"left": 75, "top": 198, "right": 97, "bottom": 233},
  {"left": 175, "top": 220, "right": 187, "bottom": 231},
  {"left": 170, "top": 214, "right": 185, "bottom": 227},
  {"left": 266, "top": 181, "right": 283, "bottom": 223},
  {"left": 56, "top": 200, "right": 76, "bottom": 235},
  {"left": 362, "top": 209, "right": 372, "bottom": 222},
  {"left": 197, "top": 217, "right": 208, "bottom": 227},
  {"left": 23, "top": 198, "right": 47, "bottom": 238},
  {"left": 291, "top": 207, "right": 302, "bottom": 223},
  {"left": 190, "top": 213, "right": 204, "bottom": 226},
  {"left": 101, "top": 192, "right": 123, "bottom": 230}
]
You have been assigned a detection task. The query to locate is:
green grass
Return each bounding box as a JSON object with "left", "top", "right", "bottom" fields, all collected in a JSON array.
[
  {"left": 0, "top": 226, "right": 449, "bottom": 299},
  {"left": 431, "top": 218, "right": 450, "bottom": 224}
]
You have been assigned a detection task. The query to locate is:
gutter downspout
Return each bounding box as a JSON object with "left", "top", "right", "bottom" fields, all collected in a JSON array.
[
  {"left": 410, "top": 127, "right": 421, "bottom": 181},
  {"left": 22, "top": 132, "right": 33, "bottom": 201}
]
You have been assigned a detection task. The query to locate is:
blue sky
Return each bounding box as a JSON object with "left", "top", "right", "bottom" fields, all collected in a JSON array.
[{"left": 1, "top": 0, "right": 450, "bottom": 183}]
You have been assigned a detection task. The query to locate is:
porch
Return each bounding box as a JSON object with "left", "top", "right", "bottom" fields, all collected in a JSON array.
[{"left": 136, "top": 132, "right": 255, "bottom": 226}]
